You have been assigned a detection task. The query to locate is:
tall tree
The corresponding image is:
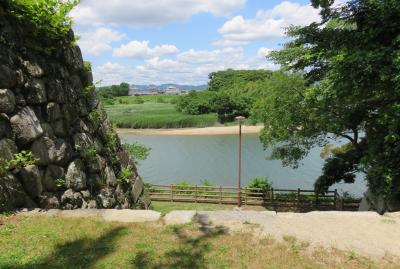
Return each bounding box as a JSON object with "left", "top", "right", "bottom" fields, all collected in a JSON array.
[{"left": 258, "top": 0, "right": 400, "bottom": 212}]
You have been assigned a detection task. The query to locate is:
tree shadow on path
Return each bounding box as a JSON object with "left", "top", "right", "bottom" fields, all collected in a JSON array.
[
  {"left": 132, "top": 217, "right": 228, "bottom": 269},
  {"left": 3, "top": 226, "right": 127, "bottom": 269}
]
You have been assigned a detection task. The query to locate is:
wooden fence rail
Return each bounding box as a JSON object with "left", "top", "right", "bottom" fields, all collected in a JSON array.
[{"left": 148, "top": 184, "right": 361, "bottom": 212}]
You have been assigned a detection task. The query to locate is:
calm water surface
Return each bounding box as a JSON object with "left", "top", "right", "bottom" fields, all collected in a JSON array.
[{"left": 120, "top": 133, "right": 367, "bottom": 196}]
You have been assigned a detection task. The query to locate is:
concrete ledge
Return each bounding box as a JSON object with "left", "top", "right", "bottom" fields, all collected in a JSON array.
[
  {"left": 100, "top": 209, "right": 161, "bottom": 223},
  {"left": 164, "top": 210, "right": 196, "bottom": 225}
]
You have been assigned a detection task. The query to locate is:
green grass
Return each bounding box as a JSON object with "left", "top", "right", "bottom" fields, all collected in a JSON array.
[
  {"left": 1, "top": 215, "right": 395, "bottom": 269},
  {"left": 105, "top": 99, "right": 218, "bottom": 129},
  {"left": 151, "top": 201, "right": 236, "bottom": 214}
]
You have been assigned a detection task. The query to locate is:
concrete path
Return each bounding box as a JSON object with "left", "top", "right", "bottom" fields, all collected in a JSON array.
[
  {"left": 17, "top": 209, "right": 400, "bottom": 258},
  {"left": 19, "top": 209, "right": 162, "bottom": 223},
  {"left": 196, "top": 210, "right": 400, "bottom": 259}
]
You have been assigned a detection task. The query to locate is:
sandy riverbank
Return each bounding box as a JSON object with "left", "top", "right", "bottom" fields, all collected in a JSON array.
[{"left": 117, "top": 125, "right": 264, "bottom": 136}]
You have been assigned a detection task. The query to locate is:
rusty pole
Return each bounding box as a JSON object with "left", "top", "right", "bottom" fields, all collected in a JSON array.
[{"left": 235, "top": 116, "right": 245, "bottom": 207}]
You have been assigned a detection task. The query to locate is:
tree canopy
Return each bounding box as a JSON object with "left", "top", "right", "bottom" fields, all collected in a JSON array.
[{"left": 258, "top": 0, "right": 400, "bottom": 211}]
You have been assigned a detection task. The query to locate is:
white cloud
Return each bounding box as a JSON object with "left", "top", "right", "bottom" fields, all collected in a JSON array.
[
  {"left": 215, "top": 1, "right": 320, "bottom": 46},
  {"left": 78, "top": 27, "right": 125, "bottom": 56},
  {"left": 257, "top": 47, "right": 273, "bottom": 59},
  {"left": 113, "top": 41, "right": 179, "bottom": 59},
  {"left": 94, "top": 46, "right": 277, "bottom": 85},
  {"left": 71, "top": 0, "right": 246, "bottom": 27}
]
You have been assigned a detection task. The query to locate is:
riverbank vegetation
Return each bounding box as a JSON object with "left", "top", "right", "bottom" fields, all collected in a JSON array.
[
  {"left": 105, "top": 97, "right": 218, "bottom": 128},
  {"left": 1, "top": 215, "right": 395, "bottom": 269}
]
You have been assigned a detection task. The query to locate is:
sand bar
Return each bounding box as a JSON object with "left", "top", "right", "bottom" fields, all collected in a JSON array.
[{"left": 117, "top": 125, "right": 264, "bottom": 136}]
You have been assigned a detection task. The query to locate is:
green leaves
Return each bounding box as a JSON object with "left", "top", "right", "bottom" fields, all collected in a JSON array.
[
  {"left": 5, "top": 0, "right": 79, "bottom": 40},
  {"left": 266, "top": 0, "right": 400, "bottom": 207}
]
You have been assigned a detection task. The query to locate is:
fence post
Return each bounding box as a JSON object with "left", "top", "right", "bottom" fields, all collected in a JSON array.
[
  {"left": 334, "top": 189, "right": 338, "bottom": 209},
  {"left": 219, "top": 186, "right": 222, "bottom": 204},
  {"left": 271, "top": 188, "right": 275, "bottom": 210},
  {"left": 170, "top": 184, "right": 173, "bottom": 202},
  {"left": 297, "top": 188, "right": 301, "bottom": 212},
  {"left": 315, "top": 192, "right": 319, "bottom": 209},
  {"left": 244, "top": 188, "right": 247, "bottom": 206},
  {"left": 195, "top": 185, "right": 198, "bottom": 203}
]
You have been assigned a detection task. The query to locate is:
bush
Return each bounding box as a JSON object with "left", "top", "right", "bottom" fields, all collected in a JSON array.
[
  {"left": 247, "top": 177, "right": 272, "bottom": 192},
  {"left": 123, "top": 143, "right": 151, "bottom": 162}
]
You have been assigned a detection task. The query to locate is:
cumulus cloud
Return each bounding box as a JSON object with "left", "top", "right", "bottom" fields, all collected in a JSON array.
[
  {"left": 215, "top": 1, "right": 320, "bottom": 46},
  {"left": 94, "top": 46, "right": 277, "bottom": 85},
  {"left": 113, "top": 41, "right": 179, "bottom": 59},
  {"left": 78, "top": 27, "right": 125, "bottom": 56},
  {"left": 71, "top": 0, "right": 246, "bottom": 27}
]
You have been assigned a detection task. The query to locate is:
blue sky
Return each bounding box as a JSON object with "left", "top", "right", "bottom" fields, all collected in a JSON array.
[{"left": 71, "top": 0, "right": 324, "bottom": 86}]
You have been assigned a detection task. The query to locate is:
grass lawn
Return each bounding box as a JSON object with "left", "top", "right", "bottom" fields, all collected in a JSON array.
[
  {"left": 150, "top": 201, "right": 269, "bottom": 215},
  {"left": 0, "top": 215, "right": 397, "bottom": 269},
  {"left": 105, "top": 101, "right": 218, "bottom": 129}
]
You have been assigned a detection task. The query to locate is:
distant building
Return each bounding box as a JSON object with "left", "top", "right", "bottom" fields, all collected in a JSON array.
[
  {"left": 128, "top": 85, "right": 139, "bottom": 96},
  {"left": 165, "top": 86, "right": 181, "bottom": 95}
]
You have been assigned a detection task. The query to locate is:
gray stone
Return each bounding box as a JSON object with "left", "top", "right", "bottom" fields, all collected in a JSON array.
[
  {"left": 46, "top": 102, "right": 61, "bottom": 122},
  {"left": 87, "top": 200, "right": 97, "bottom": 209},
  {"left": 0, "top": 173, "right": 26, "bottom": 211},
  {"left": 0, "top": 117, "right": 12, "bottom": 139},
  {"left": 25, "top": 79, "right": 47, "bottom": 104},
  {"left": 0, "top": 65, "right": 17, "bottom": 88},
  {"left": 77, "top": 99, "right": 89, "bottom": 116},
  {"left": 0, "top": 138, "right": 18, "bottom": 162},
  {"left": 138, "top": 189, "right": 151, "bottom": 209},
  {"left": 61, "top": 189, "right": 83, "bottom": 208},
  {"left": 43, "top": 165, "right": 64, "bottom": 192},
  {"left": 104, "top": 165, "right": 117, "bottom": 187},
  {"left": 47, "top": 79, "right": 66, "bottom": 103},
  {"left": 73, "top": 132, "right": 94, "bottom": 152},
  {"left": 97, "top": 188, "right": 116, "bottom": 208},
  {"left": 80, "top": 190, "right": 91, "bottom": 200},
  {"left": 10, "top": 107, "right": 43, "bottom": 145},
  {"left": 131, "top": 177, "right": 144, "bottom": 203},
  {"left": 14, "top": 93, "right": 26, "bottom": 106},
  {"left": 39, "top": 193, "right": 60, "bottom": 209},
  {"left": 51, "top": 120, "right": 67, "bottom": 137},
  {"left": 31, "top": 137, "right": 72, "bottom": 165},
  {"left": 41, "top": 123, "right": 55, "bottom": 138},
  {"left": 19, "top": 165, "right": 43, "bottom": 198},
  {"left": 65, "top": 45, "right": 84, "bottom": 72},
  {"left": 66, "top": 159, "right": 87, "bottom": 191},
  {"left": 0, "top": 89, "right": 16, "bottom": 114},
  {"left": 23, "top": 61, "right": 44, "bottom": 77}
]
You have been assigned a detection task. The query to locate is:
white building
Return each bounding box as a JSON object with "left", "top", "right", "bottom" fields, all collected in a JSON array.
[
  {"left": 128, "top": 85, "right": 140, "bottom": 96},
  {"left": 165, "top": 86, "right": 181, "bottom": 95}
]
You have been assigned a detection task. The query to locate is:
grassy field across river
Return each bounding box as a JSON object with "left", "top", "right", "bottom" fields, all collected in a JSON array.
[
  {"left": 105, "top": 95, "right": 218, "bottom": 129},
  {"left": 1, "top": 214, "right": 395, "bottom": 269}
]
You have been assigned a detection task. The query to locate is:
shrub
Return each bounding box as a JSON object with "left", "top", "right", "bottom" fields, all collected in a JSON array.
[
  {"left": 6, "top": 0, "right": 79, "bottom": 40},
  {"left": 81, "top": 147, "right": 97, "bottom": 162},
  {"left": 0, "top": 151, "right": 36, "bottom": 176},
  {"left": 117, "top": 166, "right": 134, "bottom": 185},
  {"left": 247, "top": 176, "right": 272, "bottom": 192},
  {"left": 123, "top": 143, "right": 150, "bottom": 162}
]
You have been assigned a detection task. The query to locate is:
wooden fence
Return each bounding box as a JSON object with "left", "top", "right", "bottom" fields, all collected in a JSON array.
[{"left": 148, "top": 184, "right": 361, "bottom": 212}]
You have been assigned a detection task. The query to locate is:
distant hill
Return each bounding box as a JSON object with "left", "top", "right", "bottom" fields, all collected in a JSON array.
[{"left": 134, "top": 84, "right": 207, "bottom": 91}]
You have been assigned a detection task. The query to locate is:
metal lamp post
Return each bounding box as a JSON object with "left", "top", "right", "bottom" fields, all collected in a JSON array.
[{"left": 235, "top": 116, "right": 246, "bottom": 207}]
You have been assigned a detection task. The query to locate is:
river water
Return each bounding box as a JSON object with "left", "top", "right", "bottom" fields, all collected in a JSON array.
[{"left": 119, "top": 133, "right": 367, "bottom": 197}]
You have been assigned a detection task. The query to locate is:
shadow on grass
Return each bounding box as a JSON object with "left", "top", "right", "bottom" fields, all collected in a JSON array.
[
  {"left": 3, "top": 227, "right": 127, "bottom": 269},
  {"left": 132, "top": 219, "right": 227, "bottom": 269}
]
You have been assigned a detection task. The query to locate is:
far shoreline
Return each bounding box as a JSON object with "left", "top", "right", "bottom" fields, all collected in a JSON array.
[{"left": 116, "top": 125, "right": 264, "bottom": 136}]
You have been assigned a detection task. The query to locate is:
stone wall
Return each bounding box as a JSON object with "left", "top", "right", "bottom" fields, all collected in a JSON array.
[{"left": 0, "top": 5, "right": 150, "bottom": 211}]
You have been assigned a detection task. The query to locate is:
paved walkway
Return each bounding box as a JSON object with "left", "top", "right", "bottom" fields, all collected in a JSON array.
[{"left": 18, "top": 209, "right": 400, "bottom": 259}]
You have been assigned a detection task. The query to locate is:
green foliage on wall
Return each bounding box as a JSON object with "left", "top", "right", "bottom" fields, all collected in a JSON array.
[{"left": 4, "top": 0, "right": 79, "bottom": 40}]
